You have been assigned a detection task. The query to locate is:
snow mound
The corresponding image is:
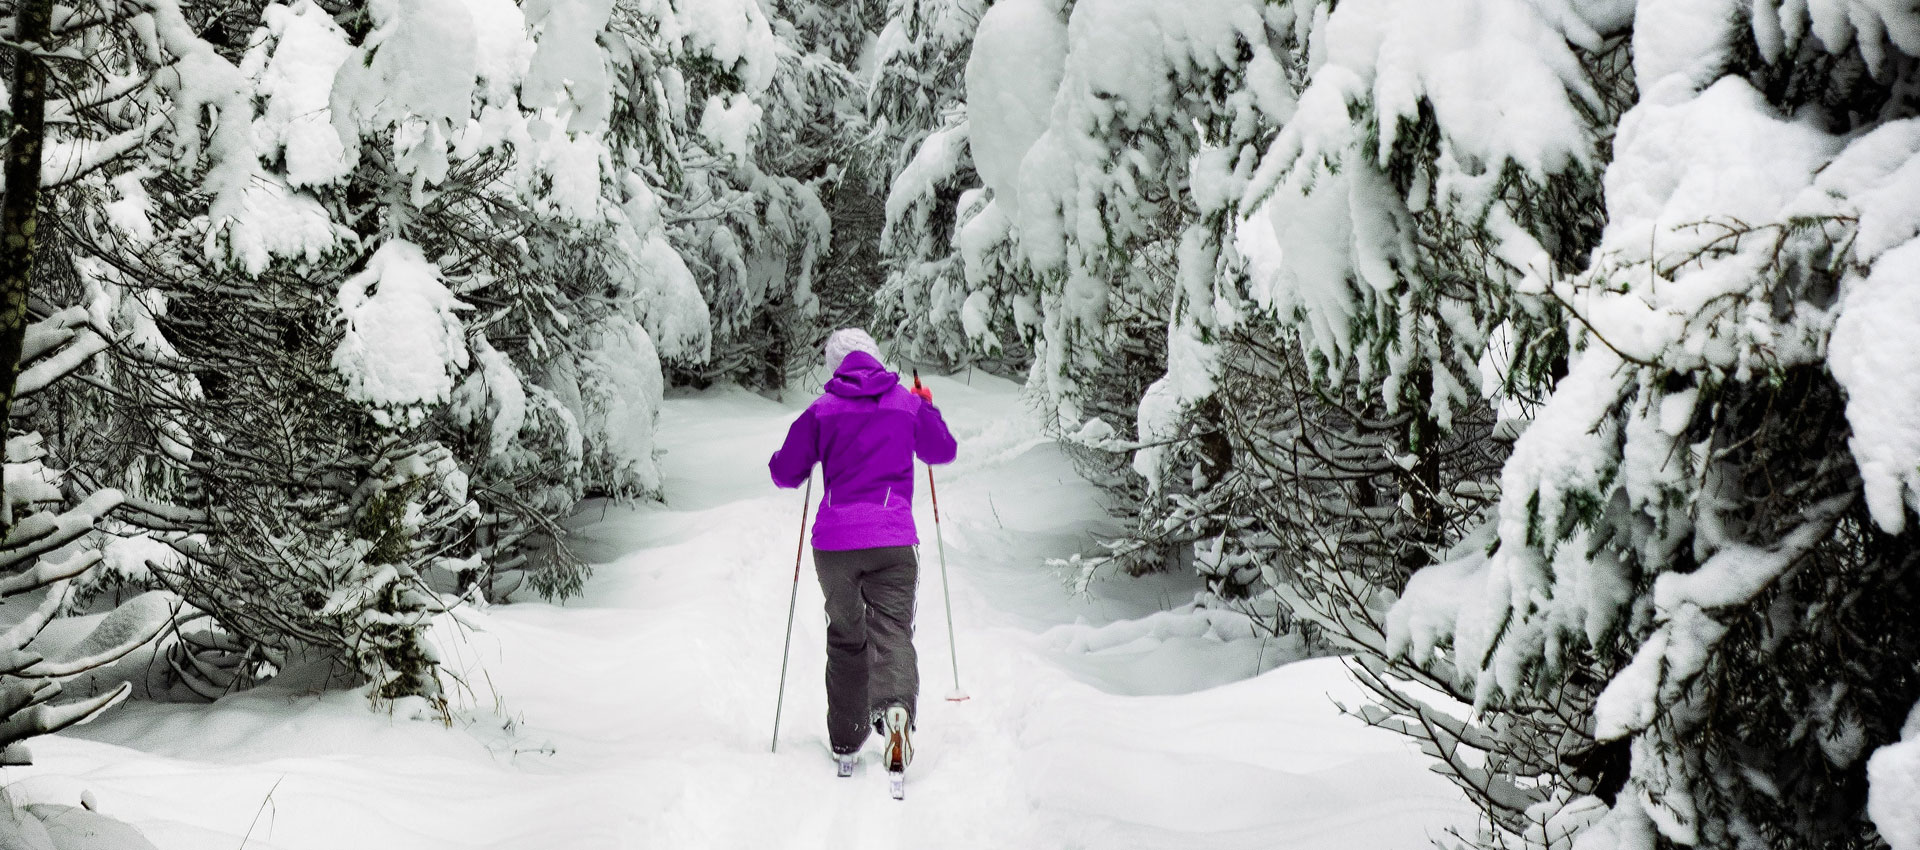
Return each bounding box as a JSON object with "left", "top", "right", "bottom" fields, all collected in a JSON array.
[{"left": 1, "top": 803, "right": 159, "bottom": 850}]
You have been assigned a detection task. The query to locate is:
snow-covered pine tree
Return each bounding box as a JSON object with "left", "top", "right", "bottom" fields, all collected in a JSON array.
[
  {"left": 657, "top": 0, "right": 884, "bottom": 390},
  {"left": 1230, "top": 0, "right": 1629, "bottom": 588},
  {"left": 912, "top": 0, "right": 1920, "bottom": 845},
  {"left": 26, "top": 0, "right": 726, "bottom": 698},
  {"left": 10, "top": 0, "right": 891, "bottom": 704},
  {"left": 1182, "top": 7, "right": 1631, "bottom": 827},
  {"left": 762, "top": 0, "right": 893, "bottom": 371},
  {"left": 0, "top": 318, "right": 179, "bottom": 765},
  {"left": 1363, "top": 2, "right": 1920, "bottom": 848},
  {"left": 871, "top": 0, "right": 1003, "bottom": 367},
  {"left": 885, "top": 0, "right": 1920, "bottom": 845},
  {"left": 904, "top": 0, "right": 1307, "bottom": 592},
  {"left": 0, "top": 1, "right": 178, "bottom": 760}
]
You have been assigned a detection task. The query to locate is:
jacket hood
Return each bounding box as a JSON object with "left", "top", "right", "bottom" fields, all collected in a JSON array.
[{"left": 825, "top": 350, "right": 900, "bottom": 398}]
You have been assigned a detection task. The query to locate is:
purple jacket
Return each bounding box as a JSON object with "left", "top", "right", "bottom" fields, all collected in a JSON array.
[{"left": 769, "top": 351, "right": 958, "bottom": 551}]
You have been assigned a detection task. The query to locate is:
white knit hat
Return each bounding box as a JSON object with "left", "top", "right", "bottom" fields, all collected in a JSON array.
[{"left": 824, "top": 328, "right": 881, "bottom": 372}]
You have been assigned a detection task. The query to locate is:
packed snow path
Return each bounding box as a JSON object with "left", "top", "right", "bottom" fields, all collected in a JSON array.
[{"left": 14, "top": 374, "right": 1472, "bottom": 849}]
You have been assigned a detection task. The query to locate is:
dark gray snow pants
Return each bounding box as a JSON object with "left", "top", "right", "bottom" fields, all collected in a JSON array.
[{"left": 814, "top": 545, "right": 919, "bottom": 754}]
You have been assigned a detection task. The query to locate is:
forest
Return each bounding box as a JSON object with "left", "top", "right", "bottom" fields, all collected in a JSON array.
[{"left": 0, "top": 0, "right": 1915, "bottom": 848}]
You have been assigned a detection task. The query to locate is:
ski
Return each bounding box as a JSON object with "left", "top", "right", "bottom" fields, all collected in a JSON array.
[
  {"left": 888, "top": 768, "right": 905, "bottom": 800},
  {"left": 836, "top": 752, "right": 857, "bottom": 778}
]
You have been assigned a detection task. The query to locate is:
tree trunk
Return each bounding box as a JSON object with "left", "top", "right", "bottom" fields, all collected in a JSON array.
[
  {"left": 0, "top": 0, "right": 54, "bottom": 541},
  {"left": 1402, "top": 369, "right": 1442, "bottom": 576}
]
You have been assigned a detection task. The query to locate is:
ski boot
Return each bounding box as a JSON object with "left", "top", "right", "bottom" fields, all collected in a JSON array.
[{"left": 882, "top": 705, "right": 912, "bottom": 800}]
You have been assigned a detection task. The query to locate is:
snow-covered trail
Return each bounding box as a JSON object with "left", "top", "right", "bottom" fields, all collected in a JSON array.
[{"left": 11, "top": 374, "right": 1472, "bottom": 849}]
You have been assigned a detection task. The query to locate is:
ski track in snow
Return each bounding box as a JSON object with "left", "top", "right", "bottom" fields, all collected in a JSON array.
[{"left": 8, "top": 374, "right": 1473, "bottom": 849}]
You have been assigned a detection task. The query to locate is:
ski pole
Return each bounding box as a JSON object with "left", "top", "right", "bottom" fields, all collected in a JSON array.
[
  {"left": 771, "top": 474, "right": 814, "bottom": 753},
  {"left": 914, "top": 370, "right": 968, "bottom": 703},
  {"left": 928, "top": 462, "right": 968, "bottom": 702}
]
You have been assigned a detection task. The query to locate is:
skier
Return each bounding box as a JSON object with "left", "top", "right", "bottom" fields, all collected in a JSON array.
[{"left": 768, "top": 328, "right": 958, "bottom": 784}]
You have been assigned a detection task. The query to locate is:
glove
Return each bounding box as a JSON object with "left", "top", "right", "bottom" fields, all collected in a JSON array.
[{"left": 910, "top": 382, "right": 933, "bottom": 403}]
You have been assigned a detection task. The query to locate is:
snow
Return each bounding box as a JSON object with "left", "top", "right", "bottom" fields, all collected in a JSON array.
[
  {"left": 148, "top": 0, "right": 256, "bottom": 218},
  {"left": 362, "top": 0, "right": 478, "bottom": 131},
  {"left": 324, "top": 0, "right": 524, "bottom": 198},
  {"left": 1237, "top": 163, "right": 1361, "bottom": 372},
  {"left": 1869, "top": 701, "right": 1920, "bottom": 850},
  {"left": 15, "top": 375, "right": 1472, "bottom": 849},
  {"left": 673, "top": 0, "right": 779, "bottom": 96},
  {"left": 97, "top": 536, "right": 182, "bottom": 588},
  {"left": 1337, "top": 0, "right": 1600, "bottom": 178},
  {"left": 1132, "top": 318, "right": 1220, "bottom": 490},
  {"left": 956, "top": 199, "right": 1010, "bottom": 288},
  {"left": 1632, "top": 0, "right": 1740, "bottom": 95},
  {"left": 1, "top": 801, "right": 161, "bottom": 850},
  {"left": 16, "top": 324, "right": 108, "bottom": 399},
  {"left": 29, "top": 591, "right": 177, "bottom": 679},
  {"left": 0, "top": 805, "right": 56, "bottom": 850},
  {"left": 1771, "top": 0, "right": 1920, "bottom": 72},
  {"left": 885, "top": 122, "right": 969, "bottom": 231},
  {"left": 103, "top": 170, "right": 156, "bottom": 249},
  {"left": 1011, "top": 0, "right": 1283, "bottom": 280},
  {"left": 623, "top": 231, "right": 712, "bottom": 365},
  {"left": 1033, "top": 603, "right": 1307, "bottom": 696},
  {"left": 1131, "top": 378, "right": 1178, "bottom": 489},
  {"left": 1570, "top": 795, "right": 1658, "bottom": 850},
  {"left": 1453, "top": 348, "right": 1632, "bottom": 700},
  {"left": 1572, "top": 76, "right": 1840, "bottom": 370},
  {"left": 1232, "top": 0, "right": 1629, "bottom": 419},
  {"left": 1386, "top": 545, "right": 1493, "bottom": 667},
  {"left": 1592, "top": 494, "right": 1852, "bottom": 743},
  {"left": 460, "top": 0, "right": 532, "bottom": 98},
  {"left": 215, "top": 175, "right": 346, "bottom": 277},
  {"left": 521, "top": 0, "right": 612, "bottom": 130},
  {"left": 249, "top": 2, "right": 355, "bottom": 188},
  {"left": 1189, "top": 147, "right": 1251, "bottom": 218},
  {"left": 454, "top": 336, "right": 527, "bottom": 455},
  {"left": 572, "top": 317, "right": 665, "bottom": 497},
  {"left": 1415, "top": 69, "right": 1889, "bottom": 717},
  {"left": 698, "top": 93, "right": 765, "bottom": 160},
  {"left": 525, "top": 126, "right": 607, "bottom": 220},
  {"left": 1818, "top": 121, "right": 1920, "bottom": 533},
  {"left": 25, "top": 804, "right": 158, "bottom": 850},
  {"left": 963, "top": 0, "right": 1066, "bottom": 216},
  {"left": 7, "top": 433, "right": 44, "bottom": 464},
  {"left": 5, "top": 460, "right": 63, "bottom": 507},
  {"left": 1056, "top": 0, "right": 1272, "bottom": 127},
  {"left": 958, "top": 290, "right": 998, "bottom": 347},
  {"left": 331, "top": 241, "right": 472, "bottom": 426},
  {"left": 1247, "top": 0, "right": 1604, "bottom": 208},
  {"left": 1815, "top": 120, "right": 1920, "bottom": 262},
  {"left": 1651, "top": 496, "right": 1850, "bottom": 612}
]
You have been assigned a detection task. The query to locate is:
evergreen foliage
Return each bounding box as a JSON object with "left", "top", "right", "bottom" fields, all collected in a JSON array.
[
  {"left": 881, "top": 0, "right": 1920, "bottom": 845},
  {"left": 0, "top": 0, "right": 893, "bottom": 715}
]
